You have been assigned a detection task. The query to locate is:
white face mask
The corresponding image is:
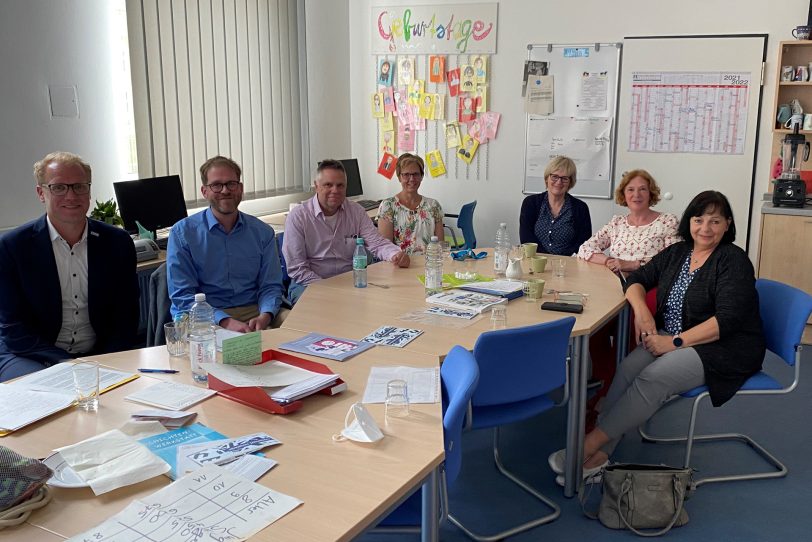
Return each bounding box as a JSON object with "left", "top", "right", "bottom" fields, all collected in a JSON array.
[{"left": 333, "top": 403, "right": 384, "bottom": 443}]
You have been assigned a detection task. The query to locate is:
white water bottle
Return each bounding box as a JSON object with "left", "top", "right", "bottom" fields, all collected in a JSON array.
[
  {"left": 188, "top": 293, "right": 215, "bottom": 383},
  {"left": 353, "top": 237, "right": 368, "bottom": 288},
  {"left": 424, "top": 236, "right": 443, "bottom": 297},
  {"left": 494, "top": 222, "right": 510, "bottom": 276}
]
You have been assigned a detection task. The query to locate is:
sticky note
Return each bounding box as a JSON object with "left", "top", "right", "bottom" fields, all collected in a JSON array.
[{"left": 222, "top": 332, "right": 262, "bottom": 366}]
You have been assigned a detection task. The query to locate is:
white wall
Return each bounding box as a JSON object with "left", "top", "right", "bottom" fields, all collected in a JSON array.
[
  {"left": 0, "top": 0, "right": 351, "bottom": 230},
  {"left": 0, "top": 0, "right": 122, "bottom": 230},
  {"left": 348, "top": 0, "right": 809, "bottom": 261}
]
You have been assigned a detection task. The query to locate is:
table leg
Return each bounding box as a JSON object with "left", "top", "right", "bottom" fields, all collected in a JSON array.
[
  {"left": 421, "top": 467, "right": 440, "bottom": 542},
  {"left": 564, "top": 336, "right": 587, "bottom": 497},
  {"left": 616, "top": 304, "right": 630, "bottom": 363}
]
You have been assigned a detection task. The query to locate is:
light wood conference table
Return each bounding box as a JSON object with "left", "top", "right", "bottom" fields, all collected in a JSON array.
[
  {"left": 6, "top": 328, "right": 444, "bottom": 541},
  {"left": 282, "top": 251, "right": 628, "bottom": 497}
]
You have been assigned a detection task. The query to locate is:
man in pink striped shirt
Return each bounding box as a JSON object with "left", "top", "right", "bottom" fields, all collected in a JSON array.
[{"left": 283, "top": 159, "right": 409, "bottom": 303}]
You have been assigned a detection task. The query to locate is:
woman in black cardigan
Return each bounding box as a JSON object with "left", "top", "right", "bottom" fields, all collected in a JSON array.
[
  {"left": 547, "top": 191, "right": 765, "bottom": 484},
  {"left": 519, "top": 156, "right": 591, "bottom": 255}
]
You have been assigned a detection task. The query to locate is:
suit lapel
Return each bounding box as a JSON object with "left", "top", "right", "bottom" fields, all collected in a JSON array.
[{"left": 31, "top": 216, "right": 62, "bottom": 332}]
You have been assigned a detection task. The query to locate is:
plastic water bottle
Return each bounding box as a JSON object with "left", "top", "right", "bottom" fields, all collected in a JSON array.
[
  {"left": 353, "top": 237, "right": 368, "bottom": 288},
  {"left": 494, "top": 222, "right": 510, "bottom": 276},
  {"left": 424, "top": 235, "right": 443, "bottom": 297},
  {"left": 188, "top": 293, "right": 215, "bottom": 383}
]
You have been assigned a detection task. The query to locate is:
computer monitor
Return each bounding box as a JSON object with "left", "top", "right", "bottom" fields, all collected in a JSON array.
[
  {"left": 113, "top": 175, "right": 188, "bottom": 236},
  {"left": 319, "top": 158, "right": 363, "bottom": 198}
]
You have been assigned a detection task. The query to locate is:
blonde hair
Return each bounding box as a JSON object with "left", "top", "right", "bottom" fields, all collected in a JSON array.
[
  {"left": 543, "top": 156, "right": 577, "bottom": 188},
  {"left": 396, "top": 153, "right": 425, "bottom": 176},
  {"left": 615, "top": 169, "right": 661, "bottom": 207},
  {"left": 33, "top": 152, "right": 91, "bottom": 185}
]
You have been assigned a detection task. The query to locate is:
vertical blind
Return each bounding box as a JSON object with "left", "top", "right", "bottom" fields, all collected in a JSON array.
[{"left": 126, "top": 0, "right": 309, "bottom": 204}]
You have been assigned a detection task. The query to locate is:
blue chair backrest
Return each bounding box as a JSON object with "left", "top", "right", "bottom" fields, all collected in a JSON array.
[
  {"left": 756, "top": 279, "right": 812, "bottom": 366},
  {"left": 441, "top": 345, "right": 480, "bottom": 485},
  {"left": 472, "top": 317, "right": 575, "bottom": 407},
  {"left": 457, "top": 201, "right": 477, "bottom": 250}
]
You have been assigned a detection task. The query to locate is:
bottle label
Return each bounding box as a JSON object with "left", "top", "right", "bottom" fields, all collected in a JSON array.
[{"left": 353, "top": 255, "right": 367, "bottom": 269}]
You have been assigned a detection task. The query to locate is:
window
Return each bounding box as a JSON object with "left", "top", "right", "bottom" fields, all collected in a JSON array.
[{"left": 126, "top": 0, "right": 309, "bottom": 205}]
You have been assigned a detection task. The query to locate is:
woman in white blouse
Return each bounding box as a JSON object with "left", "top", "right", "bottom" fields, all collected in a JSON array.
[
  {"left": 577, "top": 169, "right": 679, "bottom": 438},
  {"left": 578, "top": 169, "right": 680, "bottom": 271}
]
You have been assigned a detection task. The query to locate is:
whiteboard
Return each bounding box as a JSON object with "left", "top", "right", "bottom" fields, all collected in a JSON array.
[
  {"left": 615, "top": 35, "right": 767, "bottom": 250},
  {"left": 522, "top": 43, "right": 622, "bottom": 198}
]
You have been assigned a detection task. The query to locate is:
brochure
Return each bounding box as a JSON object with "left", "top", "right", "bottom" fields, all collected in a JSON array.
[
  {"left": 425, "top": 289, "right": 508, "bottom": 314},
  {"left": 277, "top": 333, "right": 374, "bottom": 362}
]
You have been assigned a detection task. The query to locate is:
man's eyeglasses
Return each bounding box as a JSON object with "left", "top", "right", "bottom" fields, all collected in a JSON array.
[
  {"left": 40, "top": 183, "right": 92, "bottom": 196},
  {"left": 205, "top": 181, "right": 242, "bottom": 193},
  {"left": 549, "top": 174, "right": 572, "bottom": 185},
  {"left": 400, "top": 172, "right": 423, "bottom": 180}
]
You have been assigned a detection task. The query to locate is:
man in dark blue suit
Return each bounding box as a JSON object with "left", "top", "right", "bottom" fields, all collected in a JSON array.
[{"left": 0, "top": 152, "right": 139, "bottom": 382}]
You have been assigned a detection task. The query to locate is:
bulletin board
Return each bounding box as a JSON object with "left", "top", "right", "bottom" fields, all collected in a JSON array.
[{"left": 522, "top": 43, "right": 622, "bottom": 198}]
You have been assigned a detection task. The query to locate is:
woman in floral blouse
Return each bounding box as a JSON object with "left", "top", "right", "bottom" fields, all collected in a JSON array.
[
  {"left": 577, "top": 169, "right": 680, "bottom": 271},
  {"left": 377, "top": 153, "right": 444, "bottom": 254}
]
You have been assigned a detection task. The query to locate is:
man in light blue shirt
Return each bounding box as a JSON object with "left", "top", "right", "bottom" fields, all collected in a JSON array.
[{"left": 167, "top": 156, "right": 285, "bottom": 332}]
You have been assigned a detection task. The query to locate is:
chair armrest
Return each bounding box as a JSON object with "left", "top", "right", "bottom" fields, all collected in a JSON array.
[{"left": 444, "top": 213, "right": 460, "bottom": 218}]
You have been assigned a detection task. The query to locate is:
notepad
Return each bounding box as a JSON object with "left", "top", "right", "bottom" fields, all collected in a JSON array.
[{"left": 125, "top": 381, "right": 216, "bottom": 411}]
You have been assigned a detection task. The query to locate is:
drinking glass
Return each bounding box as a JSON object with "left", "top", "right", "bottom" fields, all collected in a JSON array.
[
  {"left": 72, "top": 361, "right": 100, "bottom": 412},
  {"left": 490, "top": 305, "right": 508, "bottom": 330},
  {"left": 164, "top": 322, "right": 187, "bottom": 356},
  {"left": 554, "top": 258, "right": 567, "bottom": 278},
  {"left": 440, "top": 240, "right": 451, "bottom": 259},
  {"left": 385, "top": 379, "right": 410, "bottom": 418}
]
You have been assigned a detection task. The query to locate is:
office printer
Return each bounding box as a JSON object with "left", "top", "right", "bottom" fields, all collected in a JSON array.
[{"left": 133, "top": 238, "right": 160, "bottom": 262}]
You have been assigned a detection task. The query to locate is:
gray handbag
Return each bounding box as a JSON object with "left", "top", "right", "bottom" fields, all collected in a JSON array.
[{"left": 586, "top": 463, "right": 695, "bottom": 537}]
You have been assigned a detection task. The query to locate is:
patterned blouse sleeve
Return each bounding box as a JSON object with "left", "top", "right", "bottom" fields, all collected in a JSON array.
[
  {"left": 376, "top": 198, "right": 395, "bottom": 222},
  {"left": 661, "top": 213, "right": 681, "bottom": 248},
  {"left": 577, "top": 216, "right": 618, "bottom": 260}
]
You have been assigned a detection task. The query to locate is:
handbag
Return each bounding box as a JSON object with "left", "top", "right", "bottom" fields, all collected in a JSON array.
[{"left": 584, "top": 463, "right": 695, "bottom": 537}]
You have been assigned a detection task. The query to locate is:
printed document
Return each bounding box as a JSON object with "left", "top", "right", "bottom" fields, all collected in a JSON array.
[{"left": 363, "top": 366, "right": 440, "bottom": 404}]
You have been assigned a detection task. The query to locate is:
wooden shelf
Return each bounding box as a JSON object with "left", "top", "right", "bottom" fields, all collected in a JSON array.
[
  {"left": 773, "top": 128, "right": 812, "bottom": 134},
  {"left": 779, "top": 81, "right": 812, "bottom": 86}
]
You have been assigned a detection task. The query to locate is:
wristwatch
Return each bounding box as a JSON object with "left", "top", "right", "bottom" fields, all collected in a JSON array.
[{"left": 672, "top": 334, "right": 684, "bottom": 348}]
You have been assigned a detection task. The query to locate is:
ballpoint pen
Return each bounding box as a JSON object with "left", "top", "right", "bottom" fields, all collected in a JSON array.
[{"left": 138, "top": 368, "right": 180, "bottom": 374}]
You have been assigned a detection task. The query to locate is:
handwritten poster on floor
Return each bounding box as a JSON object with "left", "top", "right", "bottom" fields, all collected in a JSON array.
[
  {"left": 526, "top": 116, "right": 613, "bottom": 182},
  {"left": 627, "top": 71, "right": 750, "bottom": 154}
]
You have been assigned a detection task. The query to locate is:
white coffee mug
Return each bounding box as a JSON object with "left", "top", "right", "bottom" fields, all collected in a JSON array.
[
  {"left": 785, "top": 113, "right": 804, "bottom": 130},
  {"left": 804, "top": 114, "right": 812, "bottom": 131}
]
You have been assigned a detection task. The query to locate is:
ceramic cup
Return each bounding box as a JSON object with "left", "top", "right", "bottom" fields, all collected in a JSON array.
[
  {"left": 777, "top": 104, "right": 792, "bottom": 126},
  {"left": 796, "top": 66, "right": 809, "bottom": 82},
  {"left": 782, "top": 66, "right": 795, "bottom": 82},
  {"left": 804, "top": 114, "right": 812, "bottom": 131},
  {"left": 522, "top": 278, "right": 545, "bottom": 302},
  {"left": 793, "top": 25, "right": 811, "bottom": 40},
  {"left": 530, "top": 255, "right": 548, "bottom": 273},
  {"left": 785, "top": 113, "right": 804, "bottom": 130},
  {"left": 521, "top": 242, "right": 538, "bottom": 259}
]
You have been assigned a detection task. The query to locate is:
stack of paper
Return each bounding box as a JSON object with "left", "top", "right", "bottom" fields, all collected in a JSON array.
[
  {"left": 0, "top": 388, "right": 75, "bottom": 433},
  {"left": 278, "top": 333, "right": 374, "bottom": 361},
  {"left": 125, "top": 381, "right": 216, "bottom": 410},
  {"left": 267, "top": 373, "right": 341, "bottom": 403},
  {"left": 459, "top": 279, "right": 524, "bottom": 299},
  {"left": 426, "top": 289, "right": 508, "bottom": 314},
  {"left": 132, "top": 409, "right": 198, "bottom": 428}
]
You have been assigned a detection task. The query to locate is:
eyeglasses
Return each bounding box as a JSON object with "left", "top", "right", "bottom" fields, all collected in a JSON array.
[
  {"left": 549, "top": 174, "right": 572, "bottom": 185},
  {"left": 400, "top": 172, "right": 423, "bottom": 180},
  {"left": 40, "top": 183, "right": 91, "bottom": 196},
  {"left": 205, "top": 181, "right": 242, "bottom": 193}
]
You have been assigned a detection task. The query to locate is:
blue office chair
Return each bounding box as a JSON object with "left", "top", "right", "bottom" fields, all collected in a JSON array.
[
  {"left": 640, "top": 278, "right": 812, "bottom": 486},
  {"left": 448, "top": 317, "right": 576, "bottom": 541},
  {"left": 373, "top": 345, "right": 480, "bottom": 533},
  {"left": 444, "top": 201, "right": 477, "bottom": 250}
]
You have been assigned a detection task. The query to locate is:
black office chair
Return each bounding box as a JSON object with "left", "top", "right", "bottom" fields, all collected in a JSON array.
[{"left": 146, "top": 263, "right": 171, "bottom": 346}]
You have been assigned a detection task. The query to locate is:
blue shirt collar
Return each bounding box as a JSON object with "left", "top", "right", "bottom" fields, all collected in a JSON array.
[{"left": 203, "top": 207, "right": 244, "bottom": 233}]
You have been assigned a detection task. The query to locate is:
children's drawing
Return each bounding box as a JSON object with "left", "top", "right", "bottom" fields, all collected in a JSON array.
[
  {"left": 426, "top": 150, "right": 446, "bottom": 178},
  {"left": 379, "top": 113, "right": 394, "bottom": 132},
  {"left": 397, "top": 123, "right": 414, "bottom": 152},
  {"left": 418, "top": 93, "right": 434, "bottom": 120},
  {"left": 472, "top": 55, "right": 488, "bottom": 83},
  {"left": 377, "top": 152, "right": 398, "bottom": 179},
  {"left": 398, "top": 57, "right": 414, "bottom": 86},
  {"left": 382, "top": 87, "right": 395, "bottom": 113},
  {"left": 446, "top": 68, "right": 461, "bottom": 97},
  {"left": 458, "top": 96, "right": 476, "bottom": 122},
  {"left": 445, "top": 122, "right": 461, "bottom": 148},
  {"left": 380, "top": 130, "right": 395, "bottom": 155},
  {"left": 429, "top": 55, "right": 445, "bottom": 83},
  {"left": 457, "top": 135, "right": 479, "bottom": 164},
  {"left": 432, "top": 94, "right": 445, "bottom": 120},
  {"left": 474, "top": 85, "right": 487, "bottom": 113},
  {"left": 378, "top": 59, "right": 393, "bottom": 87},
  {"left": 460, "top": 65, "right": 476, "bottom": 92},
  {"left": 371, "top": 92, "right": 384, "bottom": 118}
]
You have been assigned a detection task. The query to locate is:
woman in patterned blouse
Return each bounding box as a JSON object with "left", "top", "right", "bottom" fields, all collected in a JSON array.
[
  {"left": 548, "top": 191, "right": 765, "bottom": 484},
  {"left": 519, "top": 156, "right": 591, "bottom": 255},
  {"left": 577, "top": 169, "right": 680, "bottom": 271},
  {"left": 377, "top": 153, "right": 444, "bottom": 255}
]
